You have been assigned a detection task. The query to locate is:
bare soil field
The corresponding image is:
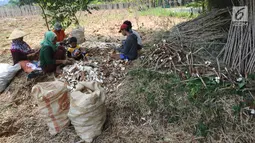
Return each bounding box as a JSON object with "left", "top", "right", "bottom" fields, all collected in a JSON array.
[{"left": 0, "top": 9, "right": 187, "bottom": 143}]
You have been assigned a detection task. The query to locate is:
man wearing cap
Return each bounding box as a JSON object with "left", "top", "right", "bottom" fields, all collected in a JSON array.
[
  {"left": 53, "top": 22, "right": 66, "bottom": 42},
  {"left": 113, "top": 23, "right": 138, "bottom": 60},
  {"left": 9, "top": 29, "right": 39, "bottom": 65},
  {"left": 123, "top": 20, "right": 142, "bottom": 50}
]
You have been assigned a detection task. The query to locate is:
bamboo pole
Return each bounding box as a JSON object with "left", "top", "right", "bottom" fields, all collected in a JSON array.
[{"left": 222, "top": 0, "right": 254, "bottom": 74}]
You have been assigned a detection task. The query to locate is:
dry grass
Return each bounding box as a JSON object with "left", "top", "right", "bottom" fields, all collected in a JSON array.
[
  {"left": 0, "top": 73, "right": 80, "bottom": 143},
  {"left": 116, "top": 69, "right": 255, "bottom": 142},
  {"left": 93, "top": 76, "right": 196, "bottom": 143},
  {"left": 0, "top": 9, "right": 186, "bottom": 50},
  {"left": 0, "top": 16, "right": 47, "bottom": 50}
]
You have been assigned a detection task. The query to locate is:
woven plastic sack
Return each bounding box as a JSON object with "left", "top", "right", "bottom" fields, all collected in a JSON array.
[
  {"left": 68, "top": 81, "right": 106, "bottom": 143},
  {"left": 0, "top": 63, "right": 21, "bottom": 92},
  {"left": 31, "top": 80, "right": 70, "bottom": 135},
  {"left": 70, "top": 26, "right": 85, "bottom": 44}
]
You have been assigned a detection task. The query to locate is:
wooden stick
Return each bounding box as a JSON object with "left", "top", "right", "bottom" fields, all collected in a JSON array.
[{"left": 196, "top": 68, "right": 207, "bottom": 88}]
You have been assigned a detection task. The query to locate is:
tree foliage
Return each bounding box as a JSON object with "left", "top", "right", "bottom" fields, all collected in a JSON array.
[
  {"left": 19, "top": 0, "right": 93, "bottom": 30},
  {"left": 187, "top": 0, "right": 240, "bottom": 12},
  {"left": 207, "top": 0, "right": 239, "bottom": 9},
  {"left": 8, "top": 0, "right": 20, "bottom": 6}
]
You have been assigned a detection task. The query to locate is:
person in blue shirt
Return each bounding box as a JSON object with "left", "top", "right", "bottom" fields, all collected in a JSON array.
[
  {"left": 123, "top": 20, "right": 142, "bottom": 50},
  {"left": 112, "top": 24, "right": 138, "bottom": 61}
]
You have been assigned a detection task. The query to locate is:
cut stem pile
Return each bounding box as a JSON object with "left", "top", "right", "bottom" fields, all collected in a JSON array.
[
  {"left": 142, "top": 41, "right": 186, "bottom": 71},
  {"left": 143, "top": 9, "right": 231, "bottom": 71}
]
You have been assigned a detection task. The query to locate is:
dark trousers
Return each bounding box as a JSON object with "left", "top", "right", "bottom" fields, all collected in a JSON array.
[{"left": 137, "top": 45, "right": 142, "bottom": 50}]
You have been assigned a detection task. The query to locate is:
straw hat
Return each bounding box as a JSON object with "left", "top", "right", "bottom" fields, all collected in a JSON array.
[{"left": 8, "top": 29, "right": 28, "bottom": 40}]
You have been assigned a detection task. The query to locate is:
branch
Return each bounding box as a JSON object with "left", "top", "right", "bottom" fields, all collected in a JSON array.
[
  {"left": 38, "top": 3, "right": 50, "bottom": 31},
  {"left": 86, "top": 9, "right": 92, "bottom": 14}
]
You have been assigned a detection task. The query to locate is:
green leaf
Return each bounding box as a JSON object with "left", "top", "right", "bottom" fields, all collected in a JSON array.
[
  {"left": 238, "top": 81, "right": 246, "bottom": 89},
  {"left": 248, "top": 74, "right": 255, "bottom": 80},
  {"left": 18, "top": 0, "right": 93, "bottom": 29},
  {"left": 195, "top": 122, "right": 208, "bottom": 137}
]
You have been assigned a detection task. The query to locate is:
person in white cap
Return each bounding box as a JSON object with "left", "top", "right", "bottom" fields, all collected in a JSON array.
[{"left": 9, "top": 29, "right": 38, "bottom": 65}]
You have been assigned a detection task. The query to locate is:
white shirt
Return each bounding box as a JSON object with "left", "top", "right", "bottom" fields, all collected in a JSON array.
[{"left": 132, "top": 30, "right": 142, "bottom": 46}]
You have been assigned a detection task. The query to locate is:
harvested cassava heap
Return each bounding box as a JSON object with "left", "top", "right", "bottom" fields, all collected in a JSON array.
[
  {"left": 58, "top": 47, "right": 128, "bottom": 92},
  {"left": 59, "top": 61, "right": 103, "bottom": 91}
]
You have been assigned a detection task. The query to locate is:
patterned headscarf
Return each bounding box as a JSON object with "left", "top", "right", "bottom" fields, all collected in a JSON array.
[
  {"left": 10, "top": 39, "right": 31, "bottom": 54},
  {"left": 40, "top": 31, "right": 58, "bottom": 51}
]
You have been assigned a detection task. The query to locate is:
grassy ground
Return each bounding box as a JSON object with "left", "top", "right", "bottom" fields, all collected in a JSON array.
[
  {"left": 116, "top": 68, "right": 255, "bottom": 142},
  {"left": 139, "top": 7, "right": 199, "bottom": 18}
]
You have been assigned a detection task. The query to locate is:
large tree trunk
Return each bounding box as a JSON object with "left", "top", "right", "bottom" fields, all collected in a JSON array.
[{"left": 207, "top": 0, "right": 239, "bottom": 10}]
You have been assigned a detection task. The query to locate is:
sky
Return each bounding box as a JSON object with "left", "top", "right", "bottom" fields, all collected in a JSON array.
[{"left": 0, "top": 0, "right": 9, "bottom": 6}]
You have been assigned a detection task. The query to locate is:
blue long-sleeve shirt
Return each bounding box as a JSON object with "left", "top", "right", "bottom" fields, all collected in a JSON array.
[{"left": 117, "top": 33, "right": 138, "bottom": 60}]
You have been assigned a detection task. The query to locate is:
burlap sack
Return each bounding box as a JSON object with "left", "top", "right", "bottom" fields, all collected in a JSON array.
[
  {"left": 68, "top": 81, "right": 106, "bottom": 143},
  {"left": 70, "top": 26, "right": 85, "bottom": 44},
  {"left": 31, "top": 80, "right": 70, "bottom": 135}
]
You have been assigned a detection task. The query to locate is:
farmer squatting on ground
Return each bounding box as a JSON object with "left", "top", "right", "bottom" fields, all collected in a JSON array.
[
  {"left": 9, "top": 20, "right": 141, "bottom": 74},
  {"left": 53, "top": 22, "right": 67, "bottom": 42},
  {"left": 39, "top": 31, "right": 73, "bottom": 73},
  {"left": 67, "top": 37, "right": 87, "bottom": 61},
  {"left": 9, "top": 29, "right": 39, "bottom": 65},
  {"left": 111, "top": 23, "right": 139, "bottom": 60},
  {"left": 123, "top": 20, "right": 143, "bottom": 51}
]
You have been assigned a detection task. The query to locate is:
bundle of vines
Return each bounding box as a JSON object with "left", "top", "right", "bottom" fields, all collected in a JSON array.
[
  {"left": 167, "top": 8, "right": 230, "bottom": 49},
  {"left": 222, "top": 0, "right": 255, "bottom": 75},
  {"left": 143, "top": 9, "right": 231, "bottom": 71}
]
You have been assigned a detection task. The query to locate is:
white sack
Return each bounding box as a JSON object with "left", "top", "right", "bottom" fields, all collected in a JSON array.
[
  {"left": 31, "top": 80, "right": 70, "bottom": 135},
  {"left": 70, "top": 26, "right": 85, "bottom": 44},
  {"left": 0, "top": 63, "right": 21, "bottom": 92},
  {"left": 68, "top": 81, "right": 106, "bottom": 143}
]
